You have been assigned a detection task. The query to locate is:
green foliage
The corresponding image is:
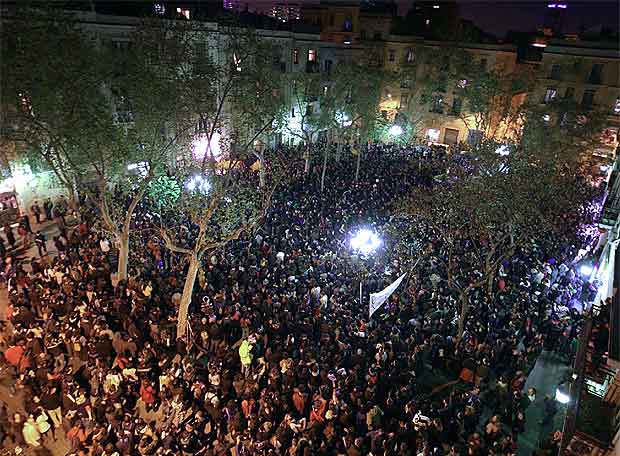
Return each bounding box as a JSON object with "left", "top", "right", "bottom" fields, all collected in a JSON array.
[{"left": 148, "top": 175, "right": 182, "bottom": 208}]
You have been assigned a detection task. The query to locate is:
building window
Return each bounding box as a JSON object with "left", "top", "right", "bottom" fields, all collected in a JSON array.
[
  {"left": 374, "top": 31, "right": 382, "bottom": 40},
  {"left": 430, "top": 95, "right": 443, "bottom": 113},
  {"left": 550, "top": 64, "right": 561, "bottom": 80},
  {"left": 451, "top": 97, "right": 462, "bottom": 115},
  {"left": 467, "top": 129, "right": 483, "bottom": 146},
  {"left": 426, "top": 128, "right": 440, "bottom": 142},
  {"left": 480, "top": 58, "right": 487, "bottom": 69},
  {"left": 324, "top": 60, "right": 333, "bottom": 74},
  {"left": 343, "top": 18, "right": 352, "bottom": 31},
  {"left": 388, "top": 49, "right": 395, "bottom": 62},
  {"left": 154, "top": 3, "right": 165, "bottom": 15},
  {"left": 406, "top": 49, "right": 414, "bottom": 63},
  {"left": 582, "top": 89, "right": 595, "bottom": 110},
  {"left": 308, "top": 49, "right": 316, "bottom": 62},
  {"left": 564, "top": 87, "right": 575, "bottom": 99},
  {"left": 293, "top": 49, "right": 299, "bottom": 64},
  {"left": 457, "top": 79, "right": 467, "bottom": 89},
  {"left": 613, "top": 99, "right": 620, "bottom": 115},
  {"left": 176, "top": 7, "right": 190, "bottom": 19},
  {"left": 543, "top": 87, "right": 557, "bottom": 103},
  {"left": 444, "top": 128, "right": 459, "bottom": 145},
  {"left": 401, "top": 93, "right": 409, "bottom": 106},
  {"left": 588, "top": 63, "right": 603, "bottom": 84},
  {"left": 400, "top": 79, "right": 412, "bottom": 89}
]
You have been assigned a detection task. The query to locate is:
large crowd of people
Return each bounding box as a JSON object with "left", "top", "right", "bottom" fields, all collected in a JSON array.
[{"left": 0, "top": 146, "right": 592, "bottom": 456}]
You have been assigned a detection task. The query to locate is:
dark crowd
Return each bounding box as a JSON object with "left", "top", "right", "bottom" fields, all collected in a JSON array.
[{"left": 0, "top": 146, "right": 594, "bottom": 456}]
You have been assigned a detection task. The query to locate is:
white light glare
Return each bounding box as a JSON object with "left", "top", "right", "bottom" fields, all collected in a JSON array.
[
  {"left": 192, "top": 133, "right": 221, "bottom": 161},
  {"left": 495, "top": 145, "right": 510, "bottom": 156},
  {"left": 336, "top": 112, "right": 352, "bottom": 127},
  {"left": 555, "top": 387, "right": 570, "bottom": 404},
  {"left": 350, "top": 229, "right": 382, "bottom": 255},
  {"left": 580, "top": 264, "right": 593, "bottom": 277},
  {"left": 389, "top": 125, "right": 403, "bottom": 136},
  {"left": 185, "top": 175, "right": 211, "bottom": 194}
]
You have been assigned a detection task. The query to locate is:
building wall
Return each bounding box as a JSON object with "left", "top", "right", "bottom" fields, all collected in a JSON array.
[{"left": 532, "top": 43, "right": 620, "bottom": 156}]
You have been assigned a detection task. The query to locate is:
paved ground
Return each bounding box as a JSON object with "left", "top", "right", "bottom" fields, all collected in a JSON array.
[
  {"left": 518, "top": 350, "right": 570, "bottom": 456},
  {"left": 0, "top": 219, "right": 71, "bottom": 455}
]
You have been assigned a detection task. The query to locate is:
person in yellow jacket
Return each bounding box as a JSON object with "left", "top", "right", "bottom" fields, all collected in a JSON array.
[{"left": 239, "top": 339, "right": 253, "bottom": 376}]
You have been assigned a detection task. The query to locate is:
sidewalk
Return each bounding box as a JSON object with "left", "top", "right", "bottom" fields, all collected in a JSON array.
[
  {"left": 0, "top": 219, "right": 71, "bottom": 456},
  {"left": 518, "top": 350, "right": 570, "bottom": 455}
]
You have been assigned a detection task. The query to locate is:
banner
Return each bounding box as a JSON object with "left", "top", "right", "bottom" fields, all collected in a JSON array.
[{"left": 369, "top": 273, "right": 406, "bottom": 318}]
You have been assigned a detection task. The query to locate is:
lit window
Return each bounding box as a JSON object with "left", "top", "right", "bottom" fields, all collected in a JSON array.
[
  {"left": 426, "top": 128, "right": 440, "bottom": 142},
  {"left": 308, "top": 49, "right": 316, "bottom": 62},
  {"left": 406, "top": 50, "right": 414, "bottom": 63},
  {"left": 154, "top": 3, "right": 165, "bottom": 15},
  {"left": 426, "top": 19, "right": 430, "bottom": 26},
  {"left": 457, "top": 79, "right": 468, "bottom": 88},
  {"left": 543, "top": 88, "right": 557, "bottom": 103},
  {"left": 293, "top": 49, "right": 299, "bottom": 64},
  {"left": 176, "top": 7, "right": 190, "bottom": 19},
  {"left": 233, "top": 53, "right": 241, "bottom": 71},
  {"left": 433, "top": 4, "right": 440, "bottom": 8},
  {"left": 613, "top": 99, "right": 620, "bottom": 114}
]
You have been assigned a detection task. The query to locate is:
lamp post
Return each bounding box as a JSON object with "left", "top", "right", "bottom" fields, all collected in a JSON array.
[{"left": 349, "top": 228, "right": 382, "bottom": 307}]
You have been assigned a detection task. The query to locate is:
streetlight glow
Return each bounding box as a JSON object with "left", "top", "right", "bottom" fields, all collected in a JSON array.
[
  {"left": 185, "top": 174, "right": 211, "bottom": 194},
  {"left": 388, "top": 125, "right": 403, "bottom": 136},
  {"left": 555, "top": 386, "right": 570, "bottom": 404},
  {"left": 580, "top": 264, "right": 593, "bottom": 277},
  {"left": 350, "top": 229, "right": 382, "bottom": 255}
]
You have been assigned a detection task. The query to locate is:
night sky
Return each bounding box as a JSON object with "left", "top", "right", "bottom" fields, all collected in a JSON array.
[{"left": 456, "top": 0, "right": 619, "bottom": 37}]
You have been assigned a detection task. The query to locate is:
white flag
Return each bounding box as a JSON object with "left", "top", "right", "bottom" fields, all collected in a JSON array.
[{"left": 369, "top": 273, "right": 406, "bottom": 318}]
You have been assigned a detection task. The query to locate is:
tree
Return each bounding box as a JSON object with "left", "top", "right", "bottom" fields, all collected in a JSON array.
[
  {"left": 1, "top": 7, "right": 108, "bottom": 205},
  {"left": 329, "top": 63, "right": 386, "bottom": 184},
  {"left": 399, "top": 134, "right": 597, "bottom": 341},
  {"left": 1, "top": 10, "right": 196, "bottom": 281},
  {"left": 157, "top": 159, "right": 274, "bottom": 339},
  {"left": 281, "top": 72, "right": 335, "bottom": 174},
  {"left": 227, "top": 33, "right": 288, "bottom": 187}
]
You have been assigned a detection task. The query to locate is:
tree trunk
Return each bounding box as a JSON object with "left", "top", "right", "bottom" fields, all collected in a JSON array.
[
  {"left": 304, "top": 147, "right": 310, "bottom": 174},
  {"left": 335, "top": 142, "right": 343, "bottom": 162},
  {"left": 355, "top": 148, "right": 361, "bottom": 181},
  {"left": 117, "top": 232, "right": 130, "bottom": 282},
  {"left": 320, "top": 146, "right": 328, "bottom": 193},
  {"left": 177, "top": 252, "right": 201, "bottom": 339},
  {"left": 487, "top": 273, "right": 494, "bottom": 297},
  {"left": 256, "top": 153, "right": 266, "bottom": 188},
  {"left": 456, "top": 291, "right": 469, "bottom": 343}
]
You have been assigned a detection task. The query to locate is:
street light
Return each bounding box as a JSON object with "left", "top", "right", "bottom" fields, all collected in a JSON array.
[
  {"left": 580, "top": 263, "right": 593, "bottom": 277},
  {"left": 388, "top": 125, "right": 403, "bottom": 136},
  {"left": 350, "top": 228, "right": 382, "bottom": 256},
  {"left": 185, "top": 174, "right": 211, "bottom": 194},
  {"left": 349, "top": 228, "right": 382, "bottom": 309},
  {"left": 555, "top": 382, "right": 570, "bottom": 404}
]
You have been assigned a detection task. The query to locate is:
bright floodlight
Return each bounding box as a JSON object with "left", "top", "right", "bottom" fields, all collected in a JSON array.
[
  {"left": 192, "top": 133, "right": 221, "bottom": 161},
  {"left": 555, "top": 386, "right": 570, "bottom": 404},
  {"left": 495, "top": 145, "right": 510, "bottom": 156},
  {"left": 350, "top": 229, "right": 382, "bottom": 255},
  {"left": 389, "top": 125, "right": 403, "bottom": 136},
  {"left": 185, "top": 175, "right": 211, "bottom": 194},
  {"left": 580, "top": 264, "right": 593, "bottom": 277}
]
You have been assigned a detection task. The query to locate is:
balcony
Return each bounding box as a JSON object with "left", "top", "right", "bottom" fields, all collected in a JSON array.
[{"left": 561, "top": 296, "right": 620, "bottom": 455}]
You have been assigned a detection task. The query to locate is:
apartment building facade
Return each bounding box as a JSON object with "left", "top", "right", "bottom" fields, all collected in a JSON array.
[{"left": 533, "top": 39, "right": 620, "bottom": 158}]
